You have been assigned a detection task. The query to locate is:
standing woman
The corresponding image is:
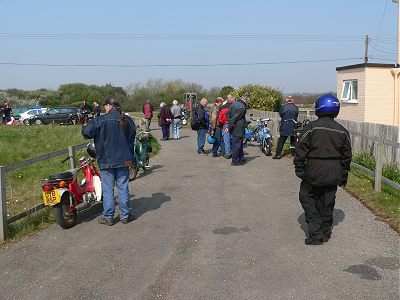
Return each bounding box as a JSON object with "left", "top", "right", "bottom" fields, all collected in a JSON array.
[
  {"left": 158, "top": 102, "right": 173, "bottom": 140},
  {"left": 170, "top": 100, "right": 182, "bottom": 139}
]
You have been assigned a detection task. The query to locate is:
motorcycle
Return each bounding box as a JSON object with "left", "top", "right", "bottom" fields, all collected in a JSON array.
[
  {"left": 180, "top": 107, "right": 190, "bottom": 127},
  {"left": 244, "top": 116, "right": 273, "bottom": 156},
  {"left": 258, "top": 118, "right": 273, "bottom": 156},
  {"left": 41, "top": 143, "right": 102, "bottom": 229},
  {"left": 287, "top": 118, "right": 311, "bottom": 153},
  {"left": 129, "top": 130, "right": 152, "bottom": 181}
]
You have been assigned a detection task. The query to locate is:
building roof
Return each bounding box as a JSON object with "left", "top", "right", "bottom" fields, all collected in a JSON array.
[{"left": 336, "top": 63, "right": 396, "bottom": 71}]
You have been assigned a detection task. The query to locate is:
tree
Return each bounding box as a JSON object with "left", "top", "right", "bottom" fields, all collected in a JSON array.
[
  {"left": 233, "top": 84, "right": 283, "bottom": 112},
  {"left": 220, "top": 86, "right": 235, "bottom": 99}
]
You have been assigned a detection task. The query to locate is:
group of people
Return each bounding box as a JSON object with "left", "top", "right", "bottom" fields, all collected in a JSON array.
[
  {"left": 193, "top": 93, "right": 251, "bottom": 166},
  {"left": 80, "top": 100, "right": 101, "bottom": 118},
  {"left": 81, "top": 92, "right": 352, "bottom": 246}
]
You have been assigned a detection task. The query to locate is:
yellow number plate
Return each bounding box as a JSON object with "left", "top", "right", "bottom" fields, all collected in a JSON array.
[{"left": 43, "top": 189, "right": 61, "bottom": 206}]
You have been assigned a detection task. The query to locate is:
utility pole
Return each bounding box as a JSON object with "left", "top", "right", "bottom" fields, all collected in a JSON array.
[{"left": 364, "top": 34, "right": 369, "bottom": 63}]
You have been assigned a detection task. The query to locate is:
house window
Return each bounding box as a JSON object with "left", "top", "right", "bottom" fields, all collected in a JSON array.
[{"left": 341, "top": 80, "right": 358, "bottom": 103}]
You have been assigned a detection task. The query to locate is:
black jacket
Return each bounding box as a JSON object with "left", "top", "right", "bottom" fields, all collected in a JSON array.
[
  {"left": 279, "top": 103, "right": 299, "bottom": 136},
  {"left": 294, "top": 116, "right": 352, "bottom": 186},
  {"left": 227, "top": 100, "right": 247, "bottom": 137},
  {"left": 194, "top": 105, "right": 209, "bottom": 130}
]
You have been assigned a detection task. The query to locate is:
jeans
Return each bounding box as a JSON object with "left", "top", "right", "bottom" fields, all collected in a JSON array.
[
  {"left": 197, "top": 128, "right": 207, "bottom": 152},
  {"left": 172, "top": 119, "right": 181, "bottom": 139},
  {"left": 101, "top": 167, "right": 132, "bottom": 219},
  {"left": 211, "top": 128, "right": 222, "bottom": 155},
  {"left": 161, "top": 124, "right": 170, "bottom": 139},
  {"left": 222, "top": 124, "right": 231, "bottom": 156},
  {"left": 231, "top": 136, "right": 244, "bottom": 163}
]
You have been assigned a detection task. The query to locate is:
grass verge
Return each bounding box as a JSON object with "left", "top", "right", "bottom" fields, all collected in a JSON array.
[{"left": 0, "top": 125, "right": 160, "bottom": 244}]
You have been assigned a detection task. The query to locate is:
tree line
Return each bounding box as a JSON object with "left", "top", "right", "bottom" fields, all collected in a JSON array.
[{"left": 0, "top": 79, "right": 329, "bottom": 112}]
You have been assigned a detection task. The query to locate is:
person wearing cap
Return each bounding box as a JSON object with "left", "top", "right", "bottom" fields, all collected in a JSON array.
[
  {"left": 273, "top": 96, "right": 299, "bottom": 159},
  {"left": 227, "top": 93, "right": 250, "bottom": 165},
  {"left": 82, "top": 97, "right": 136, "bottom": 225},
  {"left": 209, "top": 97, "right": 224, "bottom": 157}
]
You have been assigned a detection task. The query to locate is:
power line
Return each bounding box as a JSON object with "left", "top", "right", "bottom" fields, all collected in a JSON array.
[
  {"left": 376, "top": 0, "right": 388, "bottom": 44},
  {"left": 0, "top": 32, "right": 367, "bottom": 42},
  {"left": 0, "top": 58, "right": 362, "bottom": 68},
  {"left": 370, "top": 44, "right": 396, "bottom": 55}
]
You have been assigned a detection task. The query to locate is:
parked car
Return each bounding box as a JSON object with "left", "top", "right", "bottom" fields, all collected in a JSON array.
[
  {"left": 20, "top": 108, "right": 48, "bottom": 125},
  {"left": 28, "top": 107, "right": 80, "bottom": 125},
  {"left": 10, "top": 106, "right": 31, "bottom": 120}
]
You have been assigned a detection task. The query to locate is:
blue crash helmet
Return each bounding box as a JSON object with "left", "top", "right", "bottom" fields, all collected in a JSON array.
[
  {"left": 314, "top": 94, "right": 340, "bottom": 118},
  {"left": 207, "top": 135, "right": 216, "bottom": 144}
]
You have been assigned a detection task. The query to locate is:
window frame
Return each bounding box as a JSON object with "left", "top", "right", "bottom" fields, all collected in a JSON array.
[{"left": 341, "top": 79, "right": 358, "bottom": 103}]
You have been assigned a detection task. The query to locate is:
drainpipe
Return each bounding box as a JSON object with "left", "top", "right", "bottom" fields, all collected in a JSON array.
[{"left": 391, "top": 68, "right": 400, "bottom": 135}]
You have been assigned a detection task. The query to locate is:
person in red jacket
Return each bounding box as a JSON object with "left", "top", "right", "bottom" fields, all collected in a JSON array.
[{"left": 218, "top": 94, "right": 235, "bottom": 159}]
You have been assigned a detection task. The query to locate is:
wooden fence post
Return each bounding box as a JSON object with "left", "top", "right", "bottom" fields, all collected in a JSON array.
[
  {"left": 68, "top": 146, "right": 75, "bottom": 169},
  {"left": 0, "top": 166, "right": 9, "bottom": 241},
  {"left": 374, "top": 127, "right": 385, "bottom": 192}
]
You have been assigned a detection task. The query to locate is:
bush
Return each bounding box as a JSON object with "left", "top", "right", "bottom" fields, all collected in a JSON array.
[{"left": 233, "top": 84, "right": 283, "bottom": 112}]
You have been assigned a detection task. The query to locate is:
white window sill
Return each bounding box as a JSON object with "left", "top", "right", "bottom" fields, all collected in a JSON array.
[{"left": 341, "top": 99, "right": 358, "bottom": 104}]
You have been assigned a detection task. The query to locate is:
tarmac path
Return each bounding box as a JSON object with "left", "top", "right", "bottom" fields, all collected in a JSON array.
[{"left": 0, "top": 126, "right": 399, "bottom": 300}]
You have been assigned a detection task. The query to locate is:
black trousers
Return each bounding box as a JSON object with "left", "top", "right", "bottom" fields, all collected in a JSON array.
[
  {"left": 231, "top": 136, "right": 244, "bottom": 163},
  {"left": 299, "top": 180, "right": 337, "bottom": 239},
  {"left": 275, "top": 135, "right": 295, "bottom": 156}
]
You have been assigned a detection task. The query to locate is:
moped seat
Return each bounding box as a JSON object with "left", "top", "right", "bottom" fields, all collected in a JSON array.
[{"left": 48, "top": 169, "right": 78, "bottom": 182}]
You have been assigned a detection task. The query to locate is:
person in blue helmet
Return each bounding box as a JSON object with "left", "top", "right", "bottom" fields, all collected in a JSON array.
[{"left": 294, "top": 94, "right": 352, "bottom": 245}]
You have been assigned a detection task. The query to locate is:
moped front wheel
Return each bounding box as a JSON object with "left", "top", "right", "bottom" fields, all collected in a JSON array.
[
  {"left": 265, "top": 138, "right": 273, "bottom": 156},
  {"left": 142, "top": 157, "right": 150, "bottom": 171},
  {"left": 53, "top": 192, "right": 77, "bottom": 229},
  {"left": 129, "top": 164, "right": 139, "bottom": 182}
]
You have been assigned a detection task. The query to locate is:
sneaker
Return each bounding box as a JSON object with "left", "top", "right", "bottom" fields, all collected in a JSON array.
[
  {"left": 211, "top": 153, "right": 218, "bottom": 157},
  {"left": 224, "top": 154, "right": 232, "bottom": 159},
  {"left": 272, "top": 155, "right": 282, "bottom": 159},
  {"left": 304, "top": 237, "right": 323, "bottom": 245},
  {"left": 121, "top": 214, "right": 137, "bottom": 224},
  {"left": 197, "top": 151, "right": 206, "bottom": 155},
  {"left": 98, "top": 216, "right": 114, "bottom": 226}
]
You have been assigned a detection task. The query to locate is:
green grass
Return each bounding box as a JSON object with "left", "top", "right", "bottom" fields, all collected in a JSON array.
[
  {"left": 0, "top": 124, "right": 159, "bottom": 242},
  {"left": 347, "top": 168, "right": 400, "bottom": 231}
]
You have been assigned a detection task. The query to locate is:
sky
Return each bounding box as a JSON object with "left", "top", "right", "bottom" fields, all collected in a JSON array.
[{"left": 0, "top": 0, "right": 397, "bottom": 94}]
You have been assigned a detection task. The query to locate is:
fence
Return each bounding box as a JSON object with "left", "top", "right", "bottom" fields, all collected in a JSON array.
[
  {"left": 0, "top": 143, "right": 86, "bottom": 241},
  {"left": 248, "top": 109, "right": 400, "bottom": 192}
]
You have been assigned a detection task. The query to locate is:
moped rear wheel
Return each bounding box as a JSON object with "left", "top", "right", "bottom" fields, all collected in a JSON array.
[
  {"left": 129, "top": 164, "right": 139, "bottom": 182},
  {"left": 53, "top": 192, "right": 77, "bottom": 229}
]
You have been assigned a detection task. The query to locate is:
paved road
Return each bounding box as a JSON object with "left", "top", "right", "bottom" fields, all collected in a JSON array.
[{"left": 0, "top": 127, "right": 399, "bottom": 300}]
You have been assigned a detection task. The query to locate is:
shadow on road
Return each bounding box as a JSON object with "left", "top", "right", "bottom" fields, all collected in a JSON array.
[
  {"left": 76, "top": 202, "right": 103, "bottom": 225},
  {"left": 132, "top": 192, "right": 171, "bottom": 218},
  {"left": 297, "top": 208, "right": 345, "bottom": 236}
]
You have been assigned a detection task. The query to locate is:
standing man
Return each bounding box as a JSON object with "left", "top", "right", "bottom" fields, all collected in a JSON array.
[
  {"left": 294, "top": 94, "right": 352, "bottom": 245},
  {"left": 92, "top": 101, "right": 100, "bottom": 116},
  {"left": 2, "top": 101, "right": 12, "bottom": 124},
  {"left": 227, "top": 93, "right": 250, "bottom": 165},
  {"left": 82, "top": 97, "right": 136, "bottom": 225},
  {"left": 194, "top": 98, "right": 209, "bottom": 155},
  {"left": 142, "top": 100, "right": 154, "bottom": 131},
  {"left": 209, "top": 97, "right": 224, "bottom": 157},
  {"left": 170, "top": 100, "right": 182, "bottom": 139},
  {"left": 273, "top": 96, "right": 299, "bottom": 159},
  {"left": 218, "top": 94, "right": 235, "bottom": 159}
]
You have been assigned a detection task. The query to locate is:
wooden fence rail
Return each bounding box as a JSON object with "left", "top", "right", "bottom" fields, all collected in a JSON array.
[{"left": 0, "top": 143, "right": 87, "bottom": 241}]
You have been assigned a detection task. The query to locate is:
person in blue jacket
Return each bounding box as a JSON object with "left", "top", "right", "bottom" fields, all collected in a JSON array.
[
  {"left": 273, "top": 96, "right": 299, "bottom": 159},
  {"left": 82, "top": 97, "right": 136, "bottom": 225}
]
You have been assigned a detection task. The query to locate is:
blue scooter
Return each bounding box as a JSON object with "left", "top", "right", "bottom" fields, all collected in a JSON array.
[{"left": 244, "top": 116, "right": 273, "bottom": 156}]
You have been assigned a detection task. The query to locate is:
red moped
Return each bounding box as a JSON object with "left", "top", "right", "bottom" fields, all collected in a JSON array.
[{"left": 41, "top": 143, "right": 102, "bottom": 228}]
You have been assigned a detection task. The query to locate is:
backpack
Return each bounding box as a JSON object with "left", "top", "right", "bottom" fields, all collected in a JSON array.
[{"left": 190, "top": 109, "right": 201, "bottom": 130}]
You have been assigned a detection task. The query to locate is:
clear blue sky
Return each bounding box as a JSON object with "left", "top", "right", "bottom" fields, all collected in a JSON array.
[{"left": 0, "top": 0, "right": 397, "bottom": 93}]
